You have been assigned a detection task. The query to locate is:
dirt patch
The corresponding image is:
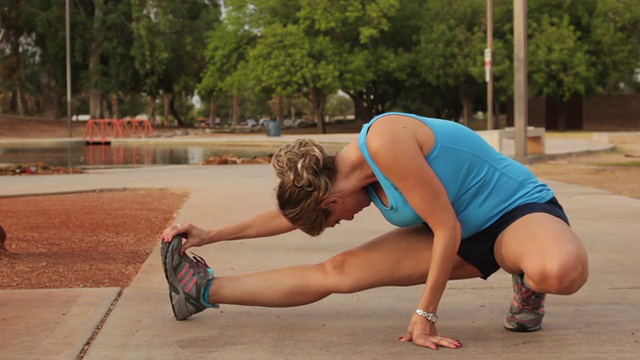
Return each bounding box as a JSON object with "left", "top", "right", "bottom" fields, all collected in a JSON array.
[
  {"left": 0, "top": 162, "right": 85, "bottom": 175},
  {"left": 0, "top": 189, "right": 189, "bottom": 289},
  {"left": 528, "top": 136, "right": 640, "bottom": 200}
]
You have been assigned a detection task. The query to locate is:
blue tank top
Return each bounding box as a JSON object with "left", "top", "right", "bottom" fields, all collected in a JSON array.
[{"left": 358, "top": 112, "right": 554, "bottom": 239}]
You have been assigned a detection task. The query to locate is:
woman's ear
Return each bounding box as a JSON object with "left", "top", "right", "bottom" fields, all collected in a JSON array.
[{"left": 320, "top": 197, "right": 342, "bottom": 209}]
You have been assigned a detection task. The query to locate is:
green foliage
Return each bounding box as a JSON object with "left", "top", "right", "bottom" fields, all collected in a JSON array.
[
  {"left": 527, "top": 0, "right": 640, "bottom": 99},
  {"left": 416, "top": 0, "right": 486, "bottom": 119},
  {"left": 0, "top": 0, "right": 639, "bottom": 126},
  {"left": 528, "top": 13, "right": 591, "bottom": 101},
  {"left": 199, "top": 21, "right": 256, "bottom": 96},
  {"left": 96, "top": 0, "right": 139, "bottom": 94},
  {"left": 131, "top": 0, "right": 219, "bottom": 124},
  {"left": 248, "top": 23, "right": 341, "bottom": 97},
  {"left": 587, "top": 0, "right": 640, "bottom": 94}
]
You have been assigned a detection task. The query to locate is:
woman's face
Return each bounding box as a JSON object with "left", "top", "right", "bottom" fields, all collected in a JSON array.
[{"left": 325, "top": 188, "right": 371, "bottom": 228}]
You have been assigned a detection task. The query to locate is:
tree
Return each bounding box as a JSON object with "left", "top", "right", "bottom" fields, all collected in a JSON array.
[
  {"left": 242, "top": 0, "right": 401, "bottom": 132},
  {"left": 529, "top": 14, "right": 591, "bottom": 101},
  {"left": 525, "top": 0, "right": 640, "bottom": 129},
  {"left": 248, "top": 22, "right": 340, "bottom": 133},
  {"left": 322, "top": 0, "right": 415, "bottom": 123},
  {"left": 298, "top": 0, "right": 404, "bottom": 123},
  {"left": 587, "top": 0, "right": 640, "bottom": 94},
  {"left": 85, "top": 0, "right": 139, "bottom": 119},
  {"left": 99, "top": 0, "right": 141, "bottom": 118},
  {"left": 25, "top": 0, "right": 95, "bottom": 119},
  {"left": 0, "top": 0, "right": 34, "bottom": 117},
  {"left": 416, "top": 0, "right": 486, "bottom": 123},
  {"left": 199, "top": 18, "right": 256, "bottom": 126},
  {"left": 132, "top": 0, "right": 219, "bottom": 126}
]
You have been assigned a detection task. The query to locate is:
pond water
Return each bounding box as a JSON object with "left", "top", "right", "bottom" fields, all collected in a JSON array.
[{"left": 0, "top": 142, "right": 272, "bottom": 168}]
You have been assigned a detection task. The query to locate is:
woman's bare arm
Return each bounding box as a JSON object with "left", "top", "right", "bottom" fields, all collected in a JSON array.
[
  {"left": 162, "top": 209, "right": 297, "bottom": 251},
  {"left": 366, "top": 114, "right": 461, "bottom": 349}
]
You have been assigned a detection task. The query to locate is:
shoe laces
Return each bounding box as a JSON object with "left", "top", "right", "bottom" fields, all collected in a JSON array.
[
  {"left": 514, "top": 282, "right": 545, "bottom": 313},
  {"left": 189, "top": 253, "right": 212, "bottom": 279}
]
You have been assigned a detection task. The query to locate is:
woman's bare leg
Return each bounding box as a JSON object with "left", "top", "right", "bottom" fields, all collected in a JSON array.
[
  {"left": 494, "top": 213, "right": 589, "bottom": 294},
  {"left": 209, "top": 225, "right": 482, "bottom": 307}
]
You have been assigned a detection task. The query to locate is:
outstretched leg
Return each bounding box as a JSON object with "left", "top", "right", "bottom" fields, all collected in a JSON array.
[{"left": 209, "top": 225, "right": 482, "bottom": 307}]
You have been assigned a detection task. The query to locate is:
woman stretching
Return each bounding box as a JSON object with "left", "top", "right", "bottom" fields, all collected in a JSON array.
[{"left": 161, "top": 112, "right": 588, "bottom": 350}]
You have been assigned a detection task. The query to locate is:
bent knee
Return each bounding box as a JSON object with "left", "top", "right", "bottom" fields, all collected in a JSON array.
[{"left": 531, "top": 256, "right": 589, "bottom": 295}]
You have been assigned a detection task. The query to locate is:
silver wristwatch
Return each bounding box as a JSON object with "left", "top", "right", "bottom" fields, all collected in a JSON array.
[{"left": 416, "top": 309, "right": 438, "bottom": 324}]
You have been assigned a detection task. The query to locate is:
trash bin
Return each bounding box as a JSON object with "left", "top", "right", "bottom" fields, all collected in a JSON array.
[{"left": 265, "top": 120, "right": 281, "bottom": 137}]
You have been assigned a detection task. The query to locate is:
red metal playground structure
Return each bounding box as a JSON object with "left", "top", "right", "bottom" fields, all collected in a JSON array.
[{"left": 82, "top": 118, "right": 155, "bottom": 144}]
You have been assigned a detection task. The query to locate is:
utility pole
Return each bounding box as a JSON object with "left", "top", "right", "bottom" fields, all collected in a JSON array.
[
  {"left": 66, "top": 0, "right": 72, "bottom": 137},
  {"left": 513, "top": 0, "right": 528, "bottom": 162},
  {"left": 486, "top": 0, "right": 494, "bottom": 130}
]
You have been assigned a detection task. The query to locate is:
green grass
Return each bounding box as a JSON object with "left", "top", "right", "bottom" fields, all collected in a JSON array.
[{"left": 607, "top": 161, "right": 640, "bottom": 167}]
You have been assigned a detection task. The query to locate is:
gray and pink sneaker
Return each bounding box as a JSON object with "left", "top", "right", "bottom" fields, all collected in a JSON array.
[
  {"left": 161, "top": 235, "right": 218, "bottom": 320},
  {"left": 504, "top": 273, "right": 546, "bottom": 332}
]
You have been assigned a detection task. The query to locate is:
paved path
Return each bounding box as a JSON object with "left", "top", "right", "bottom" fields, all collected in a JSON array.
[{"left": 0, "top": 134, "right": 638, "bottom": 359}]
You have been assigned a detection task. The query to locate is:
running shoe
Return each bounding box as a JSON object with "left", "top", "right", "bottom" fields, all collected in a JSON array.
[
  {"left": 504, "top": 273, "right": 546, "bottom": 332},
  {"left": 161, "top": 235, "right": 218, "bottom": 320}
]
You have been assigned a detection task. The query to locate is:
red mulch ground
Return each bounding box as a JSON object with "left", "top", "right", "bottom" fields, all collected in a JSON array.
[{"left": 0, "top": 189, "right": 189, "bottom": 289}]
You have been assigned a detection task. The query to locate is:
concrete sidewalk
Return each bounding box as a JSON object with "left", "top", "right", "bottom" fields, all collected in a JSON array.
[{"left": 0, "top": 135, "right": 638, "bottom": 359}]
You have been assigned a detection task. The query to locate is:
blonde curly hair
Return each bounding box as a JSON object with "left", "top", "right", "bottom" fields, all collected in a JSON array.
[{"left": 271, "top": 139, "right": 337, "bottom": 236}]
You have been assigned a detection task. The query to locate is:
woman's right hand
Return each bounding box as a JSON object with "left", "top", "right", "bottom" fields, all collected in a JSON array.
[
  {"left": 162, "top": 222, "right": 210, "bottom": 252},
  {"left": 161, "top": 210, "right": 297, "bottom": 251}
]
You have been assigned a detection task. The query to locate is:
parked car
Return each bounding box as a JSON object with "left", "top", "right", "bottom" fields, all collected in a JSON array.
[
  {"left": 283, "top": 119, "right": 294, "bottom": 128},
  {"left": 71, "top": 114, "right": 91, "bottom": 121},
  {"left": 295, "top": 119, "right": 312, "bottom": 128}
]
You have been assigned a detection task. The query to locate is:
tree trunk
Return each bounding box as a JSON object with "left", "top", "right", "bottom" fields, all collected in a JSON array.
[
  {"left": 309, "top": 88, "right": 326, "bottom": 134},
  {"left": 231, "top": 94, "right": 240, "bottom": 126},
  {"left": 163, "top": 93, "right": 170, "bottom": 126},
  {"left": 350, "top": 93, "right": 365, "bottom": 123},
  {"left": 89, "top": 91, "right": 102, "bottom": 118},
  {"left": 39, "top": 70, "right": 62, "bottom": 119},
  {"left": 276, "top": 95, "right": 284, "bottom": 121},
  {"left": 169, "top": 94, "right": 185, "bottom": 127},
  {"left": 149, "top": 95, "right": 157, "bottom": 124},
  {"left": 111, "top": 93, "right": 119, "bottom": 119},
  {"left": 102, "top": 98, "right": 111, "bottom": 118},
  {"left": 460, "top": 94, "right": 472, "bottom": 126},
  {"left": 89, "top": 1, "right": 104, "bottom": 118},
  {"left": 208, "top": 96, "right": 217, "bottom": 126},
  {"left": 307, "top": 97, "right": 316, "bottom": 124},
  {"left": 182, "top": 91, "right": 187, "bottom": 116},
  {"left": 11, "top": 33, "right": 25, "bottom": 118}
]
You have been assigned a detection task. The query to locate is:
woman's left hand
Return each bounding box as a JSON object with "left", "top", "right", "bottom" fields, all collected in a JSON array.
[{"left": 399, "top": 314, "right": 462, "bottom": 350}]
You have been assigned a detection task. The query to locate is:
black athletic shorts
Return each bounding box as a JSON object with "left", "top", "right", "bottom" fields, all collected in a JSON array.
[{"left": 457, "top": 197, "right": 570, "bottom": 279}]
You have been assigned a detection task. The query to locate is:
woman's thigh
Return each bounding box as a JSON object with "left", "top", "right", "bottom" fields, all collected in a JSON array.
[
  {"left": 493, "top": 213, "right": 588, "bottom": 293},
  {"left": 328, "top": 225, "right": 482, "bottom": 292}
]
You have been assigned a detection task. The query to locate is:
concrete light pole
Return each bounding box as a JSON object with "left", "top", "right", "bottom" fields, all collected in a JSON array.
[
  {"left": 513, "top": 0, "right": 528, "bottom": 162},
  {"left": 486, "top": 0, "right": 494, "bottom": 130},
  {"left": 66, "top": 0, "right": 72, "bottom": 137}
]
